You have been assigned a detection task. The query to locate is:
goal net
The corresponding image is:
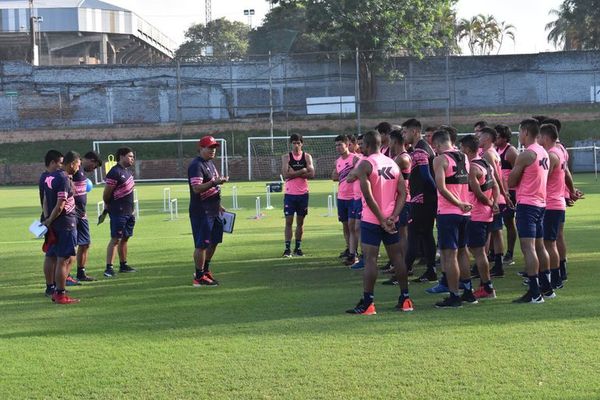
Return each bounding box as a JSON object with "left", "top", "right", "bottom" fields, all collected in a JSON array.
[
  {"left": 92, "top": 138, "right": 228, "bottom": 183},
  {"left": 248, "top": 135, "right": 340, "bottom": 181}
]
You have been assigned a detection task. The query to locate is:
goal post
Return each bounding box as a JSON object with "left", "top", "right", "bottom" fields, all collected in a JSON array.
[
  {"left": 248, "top": 135, "right": 339, "bottom": 181},
  {"left": 92, "top": 138, "right": 228, "bottom": 184}
]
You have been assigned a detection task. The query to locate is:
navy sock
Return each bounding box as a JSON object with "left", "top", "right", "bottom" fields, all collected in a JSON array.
[
  {"left": 203, "top": 260, "right": 211, "bottom": 273},
  {"left": 440, "top": 272, "right": 448, "bottom": 286},
  {"left": 56, "top": 288, "right": 65, "bottom": 295},
  {"left": 550, "top": 268, "right": 561, "bottom": 285},
  {"left": 506, "top": 250, "right": 513, "bottom": 258},
  {"left": 363, "top": 292, "right": 374, "bottom": 305},
  {"left": 539, "top": 270, "right": 552, "bottom": 291},
  {"left": 46, "top": 283, "right": 55, "bottom": 291},
  {"left": 106, "top": 263, "right": 113, "bottom": 270},
  {"left": 450, "top": 291, "right": 460, "bottom": 299},
  {"left": 460, "top": 278, "right": 472, "bottom": 292},
  {"left": 483, "top": 281, "right": 494, "bottom": 291},
  {"left": 401, "top": 288, "right": 409, "bottom": 297},
  {"left": 528, "top": 275, "right": 541, "bottom": 297},
  {"left": 559, "top": 259, "right": 567, "bottom": 279},
  {"left": 295, "top": 240, "right": 302, "bottom": 250},
  {"left": 285, "top": 241, "right": 291, "bottom": 250},
  {"left": 195, "top": 269, "right": 203, "bottom": 279},
  {"left": 119, "top": 261, "right": 128, "bottom": 268},
  {"left": 494, "top": 254, "right": 503, "bottom": 270}
]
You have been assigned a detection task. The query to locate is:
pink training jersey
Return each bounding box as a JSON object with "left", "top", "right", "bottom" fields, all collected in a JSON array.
[
  {"left": 285, "top": 151, "right": 309, "bottom": 195},
  {"left": 336, "top": 154, "right": 355, "bottom": 200},
  {"left": 516, "top": 143, "right": 549, "bottom": 208},
  {"left": 361, "top": 153, "right": 400, "bottom": 225},
  {"left": 469, "top": 157, "right": 494, "bottom": 222},
  {"left": 556, "top": 142, "right": 571, "bottom": 200},
  {"left": 352, "top": 155, "right": 365, "bottom": 200},
  {"left": 546, "top": 146, "right": 567, "bottom": 211},
  {"left": 437, "top": 151, "right": 471, "bottom": 216},
  {"left": 395, "top": 151, "right": 412, "bottom": 203},
  {"left": 485, "top": 147, "right": 506, "bottom": 205}
]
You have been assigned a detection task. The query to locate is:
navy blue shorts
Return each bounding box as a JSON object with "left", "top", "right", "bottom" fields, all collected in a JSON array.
[
  {"left": 516, "top": 204, "right": 545, "bottom": 239},
  {"left": 284, "top": 194, "right": 309, "bottom": 217},
  {"left": 437, "top": 214, "right": 470, "bottom": 250},
  {"left": 77, "top": 217, "right": 91, "bottom": 246},
  {"left": 361, "top": 221, "right": 400, "bottom": 247},
  {"left": 543, "top": 209, "right": 565, "bottom": 241},
  {"left": 502, "top": 191, "right": 517, "bottom": 219},
  {"left": 110, "top": 213, "right": 135, "bottom": 239},
  {"left": 467, "top": 221, "right": 490, "bottom": 248},
  {"left": 350, "top": 199, "right": 362, "bottom": 220},
  {"left": 46, "top": 229, "right": 77, "bottom": 258},
  {"left": 337, "top": 198, "right": 354, "bottom": 222},
  {"left": 489, "top": 212, "right": 503, "bottom": 232},
  {"left": 190, "top": 215, "right": 224, "bottom": 249},
  {"left": 397, "top": 203, "right": 410, "bottom": 227}
]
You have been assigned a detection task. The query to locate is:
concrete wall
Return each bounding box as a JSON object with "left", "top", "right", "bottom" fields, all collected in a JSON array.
[{"left": 2, "top": 50, "right": 600, "bottom": 130}]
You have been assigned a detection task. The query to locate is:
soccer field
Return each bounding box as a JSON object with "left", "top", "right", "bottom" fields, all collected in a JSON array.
[{"left": 1, "top": 177, "right": 599, "bottom": 399}]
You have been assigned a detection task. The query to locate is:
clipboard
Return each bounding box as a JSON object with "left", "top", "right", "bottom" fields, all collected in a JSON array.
[
  {"left": 29, "top": 220, "right": 48, "bottom": 238},
  {"left": 221, "top": 211, "right": 236, "bottom": 234}
]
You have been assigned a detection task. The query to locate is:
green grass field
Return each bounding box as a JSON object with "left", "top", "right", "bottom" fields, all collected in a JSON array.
[{"left": 1, "top": 177, "right": 599, "bottom": 399}]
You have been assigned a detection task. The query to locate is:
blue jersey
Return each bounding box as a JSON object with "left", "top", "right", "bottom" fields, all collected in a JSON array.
[
  {"left": 105, "top": 164, "right": 135, "bottom": 215},
  {"left": 72, "top": 169, "right": 88, "bottom": 218},
  {"left": 188, "top": 156, "right": 221, "bottom": 217},
  {"left": 42, "top": 170, "right": 77, "bottom": 231}
]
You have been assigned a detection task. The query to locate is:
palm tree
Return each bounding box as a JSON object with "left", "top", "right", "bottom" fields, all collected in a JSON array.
[
  {"left": 457, "top": 14, "right": 515, "bottom": 55},
  {"left": 495, "top": 21, "right": 516, "bottom": 54},
  {"left": 546, "top": 2, "right": 581, "bottom": 50}
]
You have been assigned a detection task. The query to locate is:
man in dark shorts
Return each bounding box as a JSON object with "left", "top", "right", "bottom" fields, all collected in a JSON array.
[
  {"left": 42, "top": 151, "right": 81, "bottom": 304},
  {"left": 40, "top": 150, "right": 63, "bottom": 297},
  {"left": 72, "top": 151, "right": 103, "bottom": 282},
  {"left": 281, "top": 134, "right": 315, "bottom": 257},
  {"left": 188, "top": 135, "right": 229, "bottom": 287},
  {"left": 103, "top": 147, "right": 137, "bottom": 278}
]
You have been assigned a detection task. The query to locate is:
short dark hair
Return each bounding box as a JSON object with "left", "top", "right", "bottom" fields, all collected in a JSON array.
[
  {"left": 348, "top": 134, "right": 357, "bottom": 143},
  {"left": 519, "top": 118, "right": 540, "bottom": 137},
  {"left": 540, "top": 123, "right": 559, "bottom": 142},
  {"left": 479, "top": 127, "right": 498, "bottom": 142},
  {"left": 542, "top": 118, "right": 562, "bottom": 133},
  {"left": 401, "top": 118, "right": 422, "bottom": 130},
  {"left": 474, "top": 120, "right": 487, "bottom": 129},
  {"left": 459, "top": 134, "right": 480, "bottom": 153},
  {"left": 375, "top": 122, "right": 392, "bottom": 135},
  {"left": 423, "top": 126, "right": 437, "bottom": 133},
  {"left": 431, "top": 130, "right": 451, "bottom": 145},
  {"left": 363, "top": 130, "right": 381, "bottom": 150},
  {"left": 289, "top": 133, "right": 303, "bottom": 143},
  {"left": 439, "top": 125, "right": 458, "bottom": 144},
  {"left": 356, "top": 134, "right": 364, "bottom": 141},
  {"left": 389, "top": 129, "right": 404, "bottom": 145},
  {"left": 44, "top": 149, "right": 63, "bottom": 167},
  {"left": 532, "top": 115, "right": 548, "bottom": 124},
  {"left": 494, "top": 124, "right": 512, "bottom": 143},
  {"left": 115, "top": 147, "right": 134, "bottom": 161},
  {"left": 64, "top": 151, "right": 81, "bottom": 165},
  {"left": 83, "top": 151, "right": 103, "bottom": 166},
  {"left": 334, "top": 134, "right": 349, "bottom": 143}
]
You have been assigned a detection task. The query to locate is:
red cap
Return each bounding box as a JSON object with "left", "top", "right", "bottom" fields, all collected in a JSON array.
[{"left": 198, "top": 135, "right": 220, "bottom": 148}]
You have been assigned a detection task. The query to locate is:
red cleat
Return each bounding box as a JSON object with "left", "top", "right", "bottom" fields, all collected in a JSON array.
[
  {"left": 52, "top": 292, "right": 80, "bottom": 304},
  {"left": 193, "top": 275, "right": 218, "bottom": 287},
  {"left": 473, "top": 286, "right": 496, "bottom": 300}
]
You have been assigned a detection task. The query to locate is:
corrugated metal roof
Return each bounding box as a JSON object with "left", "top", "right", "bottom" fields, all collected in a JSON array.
[{"left": 0, "top": 0, "right": 126, "bottom": 12}]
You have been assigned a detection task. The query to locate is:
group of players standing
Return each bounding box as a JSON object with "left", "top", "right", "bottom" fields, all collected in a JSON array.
[{"left": 281, "top": 116, "right": 583, "bottom": 314}]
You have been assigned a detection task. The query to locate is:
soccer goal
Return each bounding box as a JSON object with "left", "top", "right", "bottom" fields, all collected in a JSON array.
[
  {"left": 247, "top": 135, "right": 339, "bottom": 181},
  {"left": 92, "top": 138, "right": 228, "bottom": 184}
]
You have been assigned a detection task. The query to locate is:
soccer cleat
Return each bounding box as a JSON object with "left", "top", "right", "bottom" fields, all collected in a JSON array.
[
  {"left": 103, "top": 268, "right": 116, "bottom": 278},
  {"left": 204, "top": 271, "right": 219, "bottom": 285},
  {"left": 412, "top": 270, "right": 437, "bottom": 283},
  {"left": 346, "top": 299, "right": 376, "bottom": 315},
  {"left": 282, "top": 249, "right": 292, "bottom": 258},
  {"left": 426, "top": 282, "right": 450, "bottom": 294},
  {"left": 380, "top": 261, "right": 393, "bottom": 272},
  {"left": 119, "top": 265, "right": 137, "bottom": 273},
  {"left": 517, "top": 271, "right": 527, "bottom": 278},
  {"left": 193, "top": 275, "right": 218, "bottom": 287},
  {"left": 543, "top": 289, "right": 556, "bottom": 299},
  {"left": 435, "top": 295, "right": 462, "bottom": 309},
  {"left": 381, "top": 278, "right": 399, "bottom": 286},
  {"left": 461, "top": 290, "right": 479, "bottom": 305},
  {"left": 553, "top": 281, "right": 564, "bottom": 290},
  {"left": 473, "top": 286, "right": 496, "bottom": 300},
  {"left": 490, "top": 267, "right": 505, "bottom": 278},
  {"left": 76, "top": 269, "right": 96, "bottom": 281},
  {"left": 339, "top": 248, "right": 350, "bottom": 259},
  {"left": 44, "top": 287, "right": 54, "bottom": 297},
  {"left": 513, "top": 291, "right": 545, "bottom": 304},
  {"left": 293, "top": 248, "right": 304, "bottom": 257},
  {"left": 66, "top": 275, "right": 81, "bottom": 286},
  {"left": 470, "top": 264, "right": 480, "bottom": 279},
  {"left": 350, "top": 257, "right": 365, "bottom": 270},
  {"left": 395, "top": 295, "right": 414, "bottom": 312},
  {"left": 503, "top": 254, "right": 515, "bottom": 266},
  {"left": 343, "top": 255, "right": 358, "bottom": 266},
  {"left": 52, "top": 292, "right": 80, "bottom": 304}
]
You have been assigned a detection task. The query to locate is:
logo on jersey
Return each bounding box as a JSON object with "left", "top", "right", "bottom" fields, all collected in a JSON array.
[
  {"left": 539, "top": 157, "right": 549, "bottom": 170},
  {"left": 45, "top": 176, "right": 55, "bottom": 189},
  {"left": 378, "top": 167, "right": 394, "bottom": 180}
]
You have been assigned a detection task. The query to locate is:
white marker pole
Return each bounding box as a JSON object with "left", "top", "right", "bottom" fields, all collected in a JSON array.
[
  {"left": 97, "top": 201, "right": 104, "bottom": 217},
  {"left": 134, "top": 200, "right": 140, "bottom": 219},
  {"left": 327, "top": 195, "right": 333, "bottom": 217},
  {"left": 163, "top": 188, "right": 171, "bottom": 212},
  {"left": 170, "top": 198, "right": 178, "bottom": 220},
  {"left": 232, "top": 186, "right": 240, "bottom": 210},
  {"left": 265, "top": 185, "right": 274, "bottom": 209},
  {"left": 333, "top": 184, "right": 337, "bottom": 208},
  {"left": 255, "top": 196, "right": 261, "bottom": 219}
]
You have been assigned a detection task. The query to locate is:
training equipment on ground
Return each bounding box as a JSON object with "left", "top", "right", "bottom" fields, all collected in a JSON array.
[
  {"left": 85, "top": 178, "right": 93, "bottom": 192},
  {"left": 169, "top": 198, "right": 179, "bottom": 220},
  {"left": 92, "top": 138, "right": 228, "bottom": 183},
  {"left": 265, "top": 185, "right": 274, "bottom": 210},
  {"left": 163, "top": 188, "right": 171, "bottom": 212},
  {"left": 231, "top": 186, "right": 240, "bottom": 210}
]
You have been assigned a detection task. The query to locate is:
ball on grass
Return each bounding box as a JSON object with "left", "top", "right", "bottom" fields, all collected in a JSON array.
[{"left": 85, "top": 178, "right": 93, "bottom": 192}]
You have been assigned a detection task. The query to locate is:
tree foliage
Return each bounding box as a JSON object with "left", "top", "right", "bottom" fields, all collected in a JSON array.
[
  {"left": 456, "top": 14, "right": 516, "bottom": 55},
  {"left": 546, "top": 0, "right": 600, "bottom": 50},
  {"left": 175, "top": 18, "right": 250, "bottom": 60}
]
